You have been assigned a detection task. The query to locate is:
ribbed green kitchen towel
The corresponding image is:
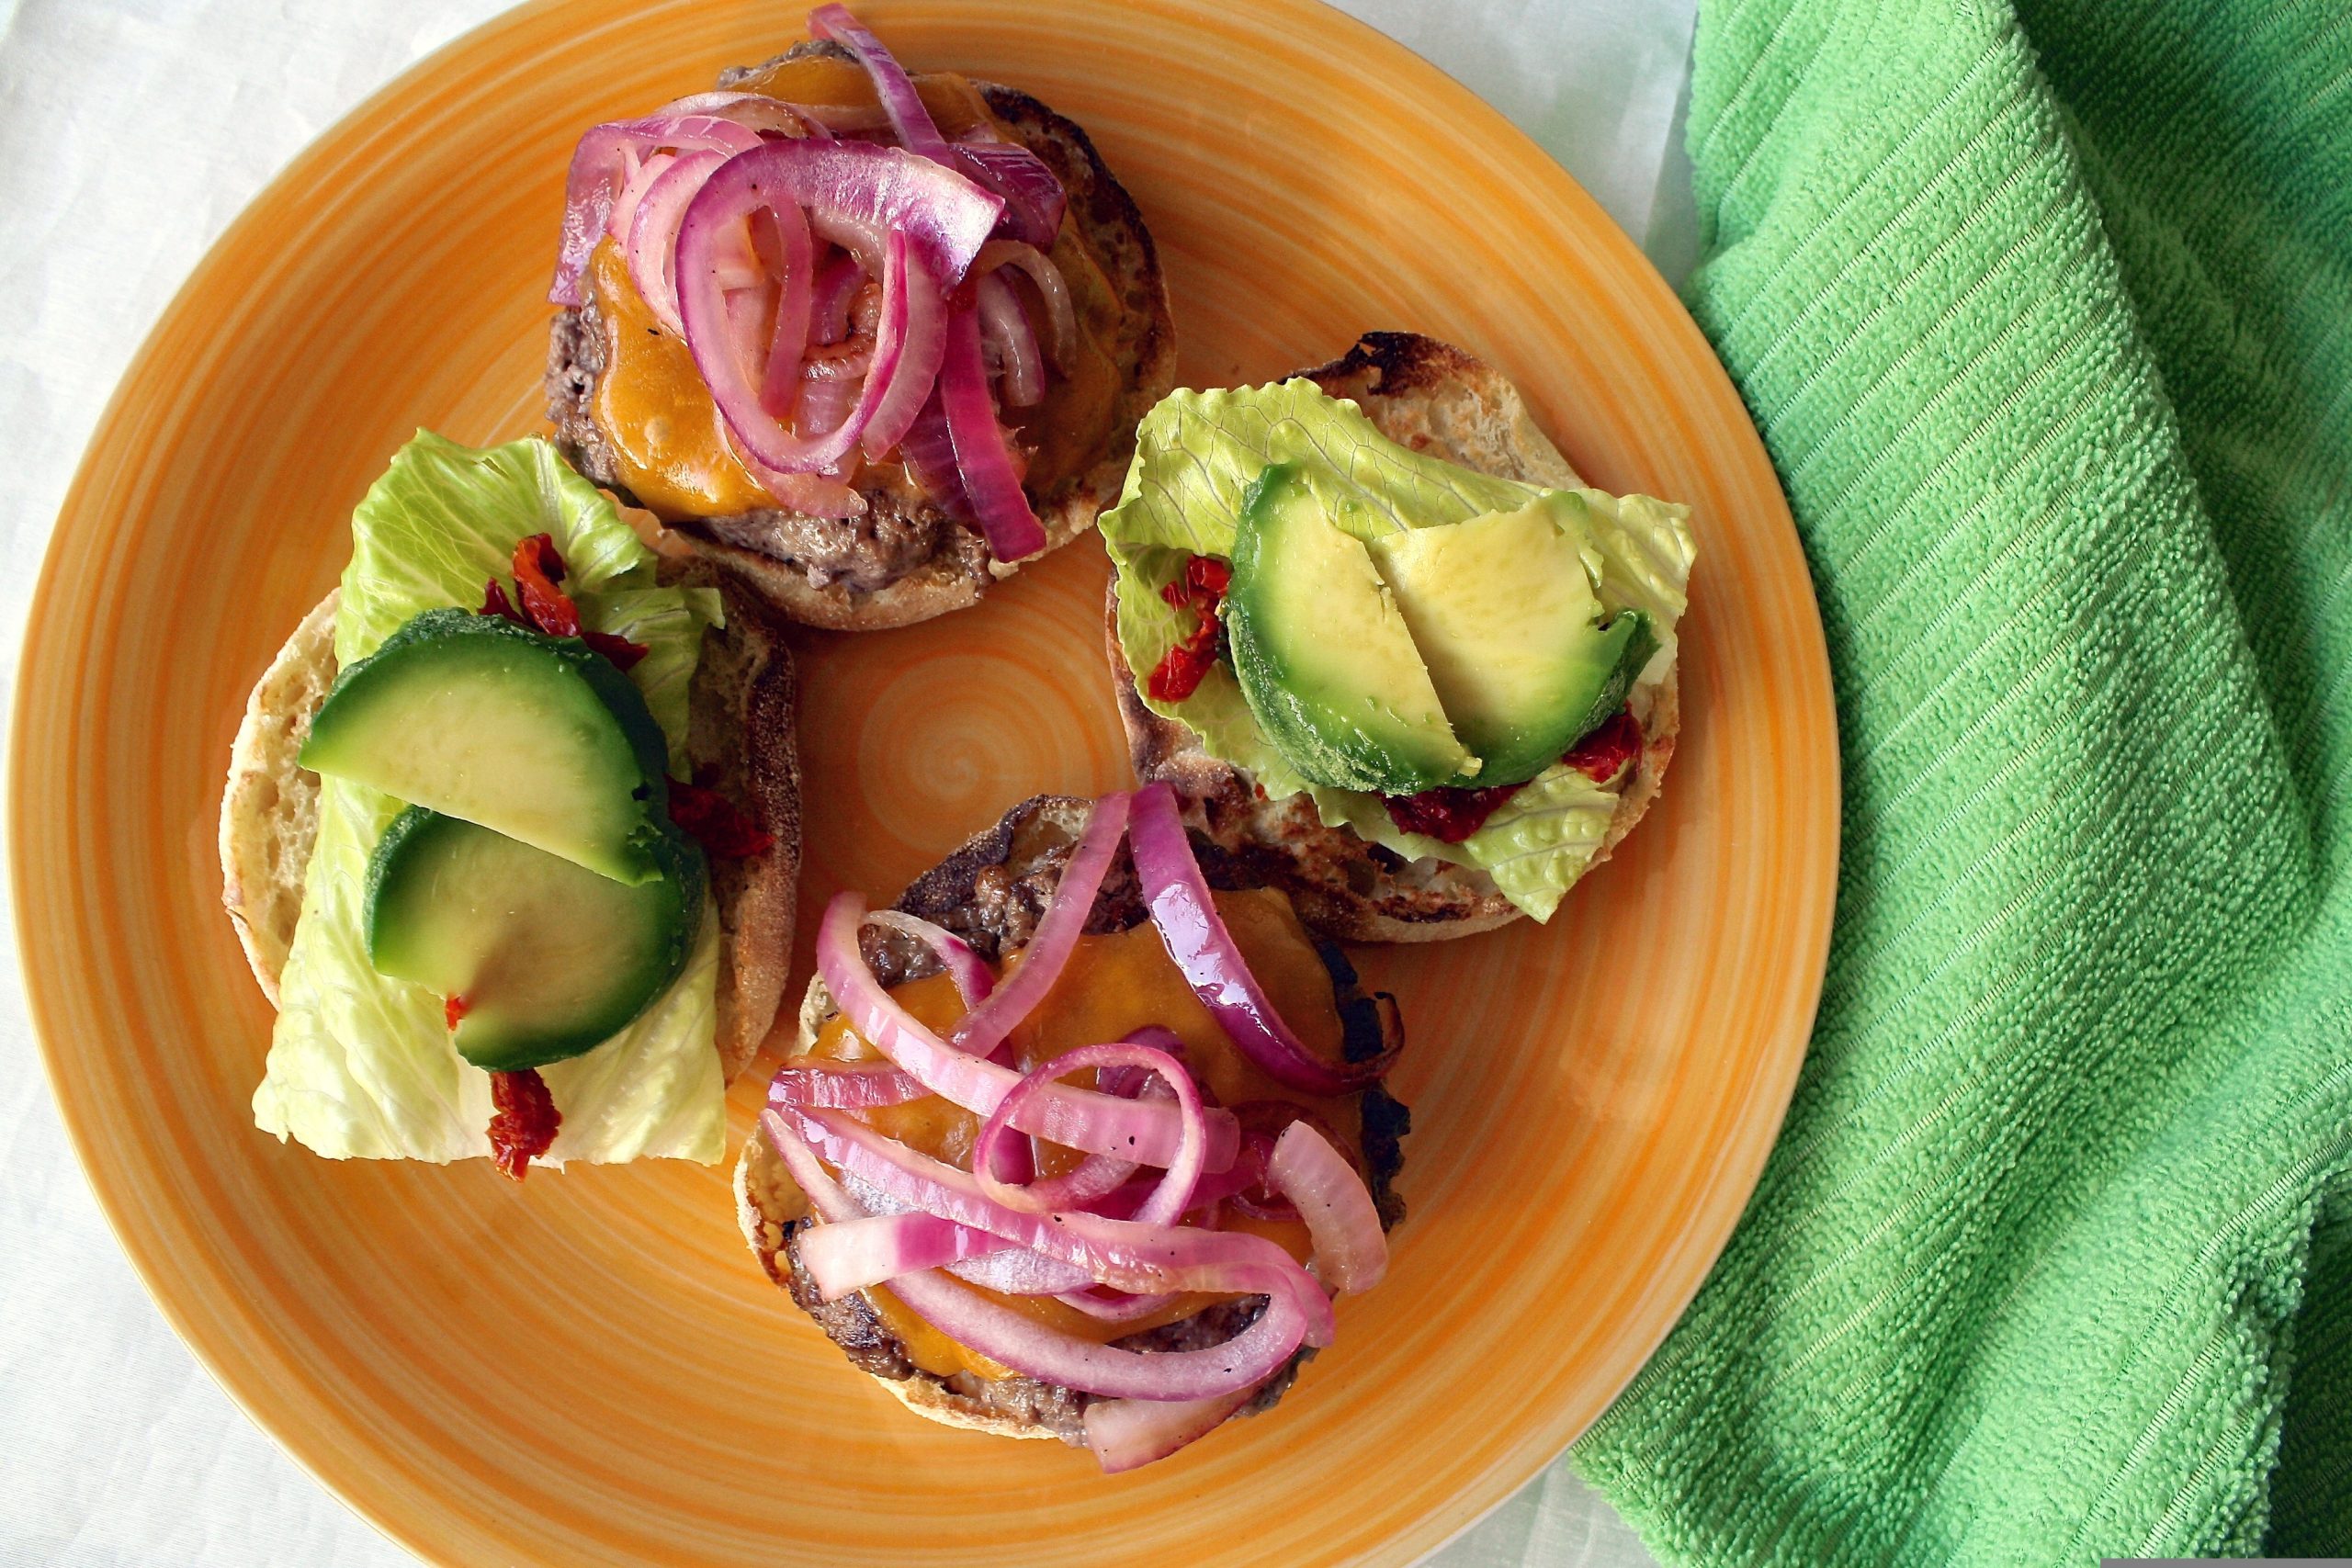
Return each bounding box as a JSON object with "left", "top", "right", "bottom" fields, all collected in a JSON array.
[{"left": 1576, "top": 0, "right": 2352, "bottom": 1561}]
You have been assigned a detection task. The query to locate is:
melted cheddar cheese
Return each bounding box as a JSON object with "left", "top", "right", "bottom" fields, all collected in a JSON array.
[
  {"left": 582, "top": 55, "right": 1127, "bottom": 523},
  {"left": 794, "top": 888, "right": 1360, "bottom": 1382}
]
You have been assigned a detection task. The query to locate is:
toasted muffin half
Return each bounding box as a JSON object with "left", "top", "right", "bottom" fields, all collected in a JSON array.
[
  {"left": 220, "top": 570, "right": 800, "bottom": 1080},
  {"left": 735, "top": 794, "right": 1408, "bottom": 1445},
  {"left": 548, "top": 40, "right": 1177, "bottom": 633},
  {"left": 1106, "top": 332, "right": 1682, "bottom": 943}
]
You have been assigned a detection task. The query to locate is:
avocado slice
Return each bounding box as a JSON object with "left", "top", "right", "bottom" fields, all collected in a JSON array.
[
  {"left": 301, "top": 609, "right": 672, "bottom": 886},
  {"left": 1227, "top": 464, "right": 1480, "bottom": 794},
  {"left": 1368, "top": 497, "right": 1658, "bottom": 786},
  {"left": 365, "top": 807, "right": 705, "bottom": 1072}
]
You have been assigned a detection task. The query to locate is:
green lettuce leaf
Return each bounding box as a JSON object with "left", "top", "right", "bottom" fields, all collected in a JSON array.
[
  {"left": 1099, "top": 382, "right": 1695, "bottom": 921},
  {"left": 254, "top": 432, "right": 727, "bottom": 1164}
]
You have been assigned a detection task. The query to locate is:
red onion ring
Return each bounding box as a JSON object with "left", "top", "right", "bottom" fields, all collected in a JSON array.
[
  {"left": 896, "top": 389, "right": 975, "bottom": 519},
  {"left": 1130, "top": 782, "right": 1398, "bottom": 1095},
  {"left": 947, "top": 792, "right": 1128, "bottom": 1057},
  {"left": 793, "top": 375, "right": 860, "bottom": 440},
  {"left": 976, "top": 271, "right": 1045, "bottom": 407},
  {"left": 809, "top": 4, "right": 956, "bottom": 158},
  {"left": 1269, "top": 1122, "right": 1387, "bottom": 1292},
  {"left": 764, "top": 1111, "right": 1091, "bottom": 1293},
  {"left": 653, "top": 91, "right": 827, "bottom": 137},
  {"left": 1083, "top": 1385, "right": 1261, "bottom": 1472},
  {"left": 625, "top": 149, "right": 724, "bottom": 335},
  {"left": 970, "top": 1042, "right": 1205, "bottom": 1223},
  {"left": 976, "top": 240, "right": 1077, "bottom": 372},
  {"left": 751, "top": 197, "right": 819, "bottom": 418},
  {"left": 729, "top": 438, "right": 867, "bottom": 518},
  {"left": 679, "top": 161, "right": 955, "bottom": 472},
  {"left": 551, "top": 114, "right": 764, "bottom": 305},
  {"left": 808, "top": 4, "right": 1068, "bottom": 248},
  {"left": 865, "top": 910, "right": 993, "bottom": 1005},
  {"left": 939, "top": 301, "right": 1048, "bottom": 561},
  {"left": 853, "top": 231, "right": 945, "bottom": 462},
  {"left": 771, "top": 1057, "right": 928, "bottom": 1109},
  {"left": 808, "top": 250, "right": 865, "bottom": 344},
  {"left": 607, "top": 149, "right": 676, "bottom": 243},
  {"left": 797, "top": 1209, "right": 1004, "bottom": 1299},
  {"left": 952, "top": 138, "right": 1069, "bottom": 250},
  {"left": 777, "top": 1103, "right": 1318, "bottom": 1325},
  {"left": 805, "top": 894, "right": 1241, "bottom": 1170}
]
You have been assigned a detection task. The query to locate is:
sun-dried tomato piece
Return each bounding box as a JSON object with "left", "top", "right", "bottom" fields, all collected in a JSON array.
[
  {"left": 1383, "top": 779, "right": 1529, "bottom": 844},
  {"left": 1384, "top": 709, "right": 1645, "bottom": 841},
  {"left": 1564, "top": 708, "right": 1643, "bottom": 783},
  {"left": 667, "top": 771, "right": 774, "bottom": 860},
  {"left": 480, "top": 579, "right": 526, "bottom": 626},
  {"left": 488, "top": 1069, "right": 561, "bottom": 1183},
  {"left": 582, "top": 630, "right": 650, "bottom": 671},
  {"left": 511, "top": 534, "right": 579, "bottom": 637},
  {"left": 481, "top": 540, "right": 648, "bottom": 671}
]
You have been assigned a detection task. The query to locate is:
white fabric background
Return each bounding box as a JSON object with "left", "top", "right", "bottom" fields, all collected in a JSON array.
[{"left": 0, "top": 2, "right": 1699, "bottom": 1562}]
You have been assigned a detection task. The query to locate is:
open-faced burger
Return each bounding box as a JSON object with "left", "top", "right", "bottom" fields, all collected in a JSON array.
[
  {"left": 1100, "top": 332, "right": 1697, "bottom": 942},
  {"left": 223, "top": 433, "right": 797, "bottom": 1179},
  {"left": 547, "top": 5, "right": 1175, "bottom": 631},
  {"left": 737, "top": 784, "right": 1407, "bottom": 1470}
]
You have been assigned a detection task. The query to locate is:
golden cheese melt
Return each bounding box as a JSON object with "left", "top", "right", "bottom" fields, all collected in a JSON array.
[
  {"left": 582, "top": 55, "right": 1127, "bottom": 525},
  {"left": 797, "top": 888, "right": 1362, "bottom": 1382}
]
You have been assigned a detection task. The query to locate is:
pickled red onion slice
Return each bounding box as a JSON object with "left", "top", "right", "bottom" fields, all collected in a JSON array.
[
  {"left": 976, "top": 270, "right": 1045, "bottom": 407},
  {"left": 865, "top": 910, "right": 993, "bottom": 1005},
  {"left": 775, "top": 1103, "right": 1322, "bottom": 1336},
  {"left": 807, "top": 892, "right": 1239, "bottom": 1170},
  {"left": 1130, "top": 781, "right": 1397, "bottom": 1095},
  {"left": 550, "top": 113, "right": 763, "bottom": 304},
  {"left": 948, "top": 792, "right": 1128, "bottom": 1057},
  {"left": 796, "top": 1209, "right": 1002, "bottom": 1299},
  {"left": 808, "top": 2, "right": 953, "bottom": 158},
  {"left": 625, "top": 149, "right": 725, "bottom": 336},
  {"left": 976, "top": 240, "right": 1077, "bottom": 371},
  {"left": 969, "top": 1040, "right": 1206, "bottom": 1222},
  {"left": 1083, "top": 1386, "right": 1261, "bottom": 1472},
  {"left": 1269, "top": 1122, "right": 1388, "bottom": 1293},
  {"left": 939, "top": 299, "right": 1047, "bottom": 560}
]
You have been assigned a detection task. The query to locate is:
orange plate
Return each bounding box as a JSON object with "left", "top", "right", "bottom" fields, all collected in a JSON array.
[{"left": 12, "top": 1, "right": 1835, "bottom": 1562}]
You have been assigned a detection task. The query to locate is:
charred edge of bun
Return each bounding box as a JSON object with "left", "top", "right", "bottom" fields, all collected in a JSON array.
[{"left": 738, "top": 794, "right": 1408, "bottom": 1446}]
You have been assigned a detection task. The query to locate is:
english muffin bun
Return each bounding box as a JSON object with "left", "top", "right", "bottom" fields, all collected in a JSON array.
[
  {"left": 220, "top": 571, "right": 800, "bottom": 1079},
  {"left": 1108, "top": 332, "right": 1682, "bottom": 943},
  {"left": 548, "top": 40, "right": 1177, "bottom": 633},
  {"left": 735, "top": 795, "right": 1408, "bottom": 1446}
]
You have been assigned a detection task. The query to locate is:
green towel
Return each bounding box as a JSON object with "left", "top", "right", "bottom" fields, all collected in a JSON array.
[{"left": 1576, "top": 0, "right": 2352, "bottom": 1561}]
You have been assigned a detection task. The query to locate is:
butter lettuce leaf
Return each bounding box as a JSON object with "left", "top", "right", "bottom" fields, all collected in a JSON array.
[
  {"left": 1099, "top": 382, "right": 1694, "bottom": 921},
  {"left": 254, "top": 432, "right": 726, "bottom": 1165}
]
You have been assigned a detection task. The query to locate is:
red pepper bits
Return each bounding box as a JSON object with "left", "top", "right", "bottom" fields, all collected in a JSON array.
[
  {"left": 487, "top": 1068, "right": 561, "bottom": 1182},
  {"left": 444, "top": 993, "right": 471, "bottom": 1032},
  {"left": 1147, "top": 554, "right": 1233, "bottom": 703},
  {"left": 479, "top": 534, "right": 650, "bottom": 671},
  {"left": 1384, "top": 709, "right": 1645, "bottom": 843},
  {"left": 1564, "top": 708, "right": 1644, "bottom": 783},
  {"left": 667, "top": 767, "right": 774, "bottom": 860}
]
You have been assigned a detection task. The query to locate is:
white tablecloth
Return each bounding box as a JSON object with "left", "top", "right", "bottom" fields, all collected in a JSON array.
[{"left": 0, "top": 2, "right": 1698, "bottom": 1562}]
